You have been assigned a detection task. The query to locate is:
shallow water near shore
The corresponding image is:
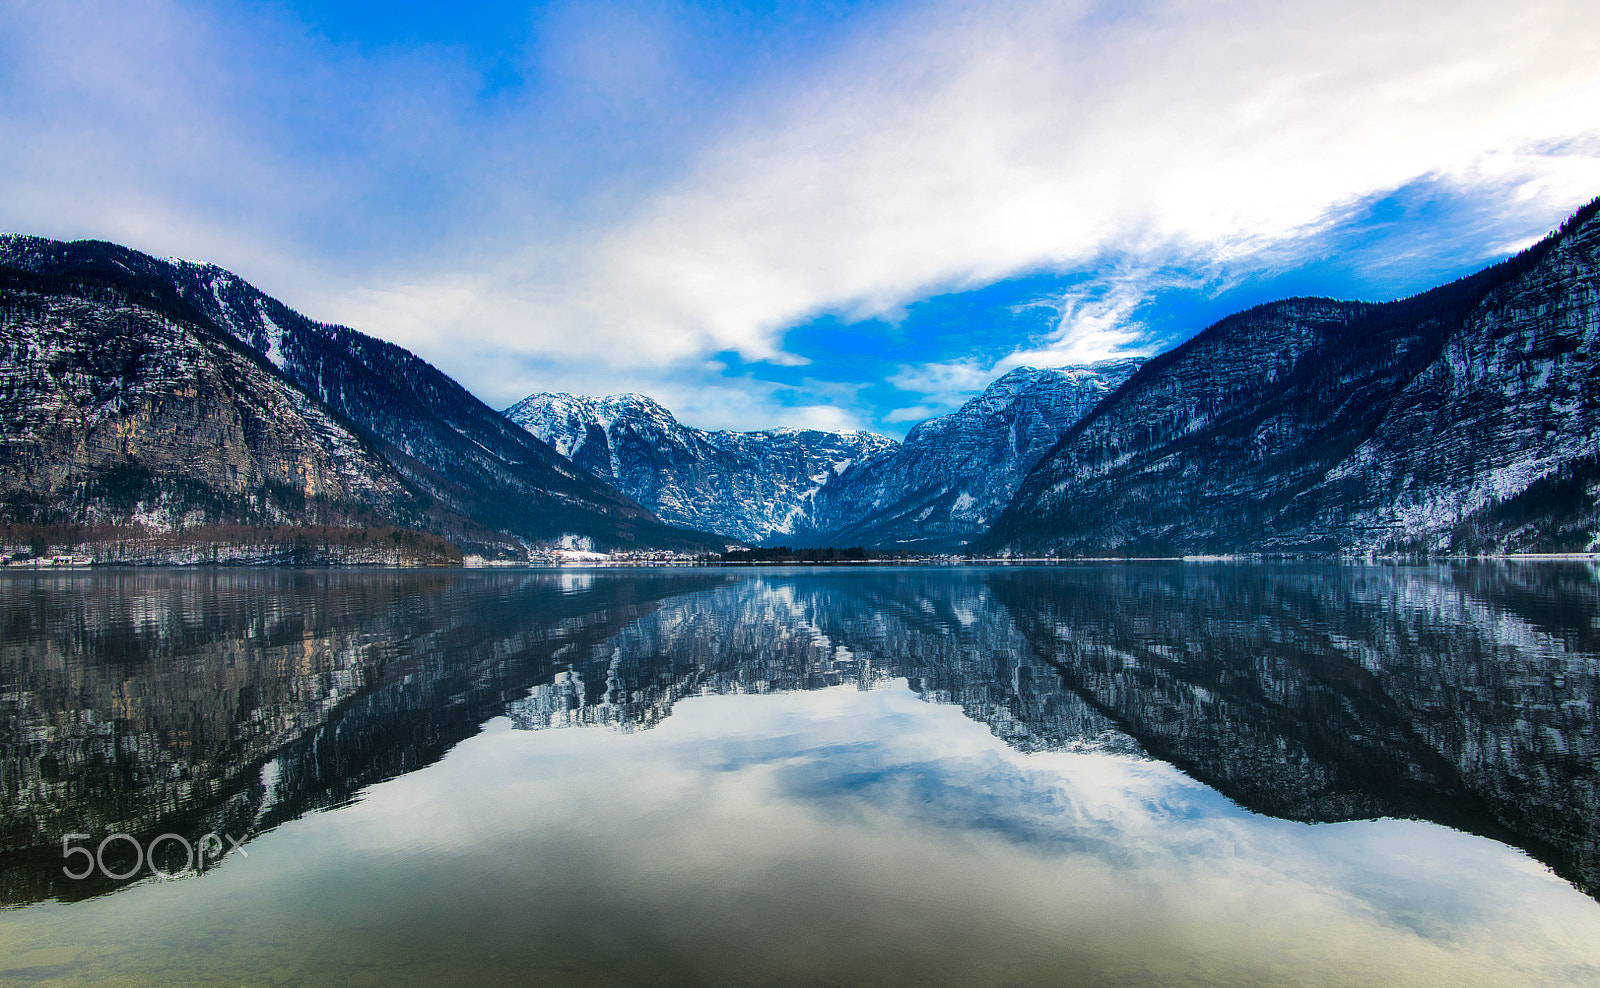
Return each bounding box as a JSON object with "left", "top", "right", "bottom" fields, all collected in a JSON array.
[{"left": 3, "top": 563, "right": 1598, "bottom": 986}]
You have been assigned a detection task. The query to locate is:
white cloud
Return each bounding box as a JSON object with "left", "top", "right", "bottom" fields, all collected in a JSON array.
[
  {"left": 997, "top": 276, "right": 1170, "bottom": 372},
  {"left": 327, "top": 0, "right": 1600, "bottom": 396},
  {"left": 524, "top": 0, "right": 1600, "bottom": 373},
  {"left": 883, "top": 268, "right": 1179, "bottom": 414},
  {"left": 3, "top": 0, "right": 1599, "bottom": 424},
  {"left": 660, "top": 377, "right": 869, "bottom": 434},
  {"left": 887, "top": 358, "right": 993, "bottom": 399},
  {"left": 883, "top": 358, "right": 996, "bottom": 418}
]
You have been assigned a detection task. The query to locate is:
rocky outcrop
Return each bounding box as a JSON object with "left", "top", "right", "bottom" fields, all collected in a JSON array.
[{"left": 0, "top": 264, "right": 416, "bottom": 532}]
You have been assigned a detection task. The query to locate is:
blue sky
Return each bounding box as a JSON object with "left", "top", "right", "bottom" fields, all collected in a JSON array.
[{"left": 3, "top": 1, "right": 1599, "bottom": 437}]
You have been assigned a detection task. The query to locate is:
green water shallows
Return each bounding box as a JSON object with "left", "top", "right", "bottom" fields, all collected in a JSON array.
[{"left": 2, "top": 563, "right": 1598, "bottom": 987}]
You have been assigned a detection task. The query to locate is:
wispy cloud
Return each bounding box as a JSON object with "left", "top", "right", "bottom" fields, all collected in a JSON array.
[
  {"left": 883, "top": 266, "right": 1191, "bottom": 416},
  {"left": 885, "top": 405, "right": 941, "bottom": 424},
  {"left": 999, "top": 276, "right": 1169, "bottom": 371}
]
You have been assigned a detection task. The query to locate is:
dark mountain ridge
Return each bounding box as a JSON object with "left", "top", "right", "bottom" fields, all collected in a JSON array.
[
  {"left": 0, "top": 263, "right": 418, "bottom": 535},
  {"left": 980, "top": 198, "right": 1600, "bottom": 555},
  {"left": 5, "top": 193, "right": 1597, "bottom": 559}
]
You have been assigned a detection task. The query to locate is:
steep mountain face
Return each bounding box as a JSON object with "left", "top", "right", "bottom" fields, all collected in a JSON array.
[
  {"left": 811, "top": 361, "right": 1143, "bottom": 551},
  {"left": 504, "top": 392, "right": 894, "bottom": 544},
  {"left": 0, "top": 236, "right": 721, "bottom": 553},
  {"left": 982, "top": 200, "right": 1600, "bottom": 555},
  {"left": 0, "top": 264, "right": 416, "bottom": 532}
]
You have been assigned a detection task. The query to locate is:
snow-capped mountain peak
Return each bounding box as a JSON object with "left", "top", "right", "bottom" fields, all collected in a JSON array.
[
  {"left": 504, "top": 393, "right": 896, "bottom": 544},
  {"left": 506, "top": 358, "right": 1142, "bottom": 550}
]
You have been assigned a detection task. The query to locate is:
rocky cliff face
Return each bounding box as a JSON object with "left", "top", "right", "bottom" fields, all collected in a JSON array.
[
  {"left": 982, "top": 200, "right": 1600, "bottom": 555},
  {"left": 505, "top": 392, "right": 894, "bottom": 545},
  {"left": 0, "top": 264, "right": 415, "bottom": 532},
  {"left": 0, "top": 236, "right": 722, "bottom": 553},
  {"left": 508, "top": 361, "right": 1139, "bottom": 550},
  {"left": 811, "top": 361, "right": 1143, "bottom": 550}
]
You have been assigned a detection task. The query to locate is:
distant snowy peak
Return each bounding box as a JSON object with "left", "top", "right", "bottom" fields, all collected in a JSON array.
[
  {"left": 505, "top": 360, "right": 1139, "bottom": 552},
  {"left": 504, "top": 393, "right": 896, "bottom": 544},
  {"left": 505, "top": 392, "right": 677, "bottom": 429},
  {"left": 503, "top": 392, "right": 699, "bottom": 482}
]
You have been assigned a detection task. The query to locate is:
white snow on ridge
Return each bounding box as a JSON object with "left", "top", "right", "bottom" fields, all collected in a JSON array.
[{"left": 256, "top": 302, "right": 287, "bottom": 369}]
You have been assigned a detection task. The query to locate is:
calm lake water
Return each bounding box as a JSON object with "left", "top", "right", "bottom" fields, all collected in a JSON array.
[{"left": 2, "top": 563, "right": 1599, "bottom": 987}]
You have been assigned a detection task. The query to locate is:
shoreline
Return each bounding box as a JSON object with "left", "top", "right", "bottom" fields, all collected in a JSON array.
[{"left": 4, "top": 552, "right": 1597, "bottom": 572}]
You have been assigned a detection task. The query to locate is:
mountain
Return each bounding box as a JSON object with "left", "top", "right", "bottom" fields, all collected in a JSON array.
[
  {"left": 981, "top": 199, "right": 1600, "bottom": 556},
  {"left": 504, "top": 392, "right": 894, "bottom": 545},
  {"left": 0, "top": 261, "right": 446, "bottom": 558},
  {"left": 809, "top": 361, "right": 1143, "bottom": 551},
  {"left": 0, "top": 236, "right": 723, "bottom": 555},
  {"left": 506, "top": 361, "right": 1140, "bottom": 550}
]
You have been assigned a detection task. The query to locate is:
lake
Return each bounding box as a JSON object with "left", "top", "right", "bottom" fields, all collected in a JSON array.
[{"left": 2, "top": 563, "right": 1598, "bottom": 986}]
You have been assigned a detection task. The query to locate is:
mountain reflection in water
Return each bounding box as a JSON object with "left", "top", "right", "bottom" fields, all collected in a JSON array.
[{"left": 2, "top": 562, "right": 1597, "bottom": 911}]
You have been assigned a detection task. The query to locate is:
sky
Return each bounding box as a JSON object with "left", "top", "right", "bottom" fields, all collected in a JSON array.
[{"left": 2, "top": 0, "right": 1599, "bottom": 437}]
